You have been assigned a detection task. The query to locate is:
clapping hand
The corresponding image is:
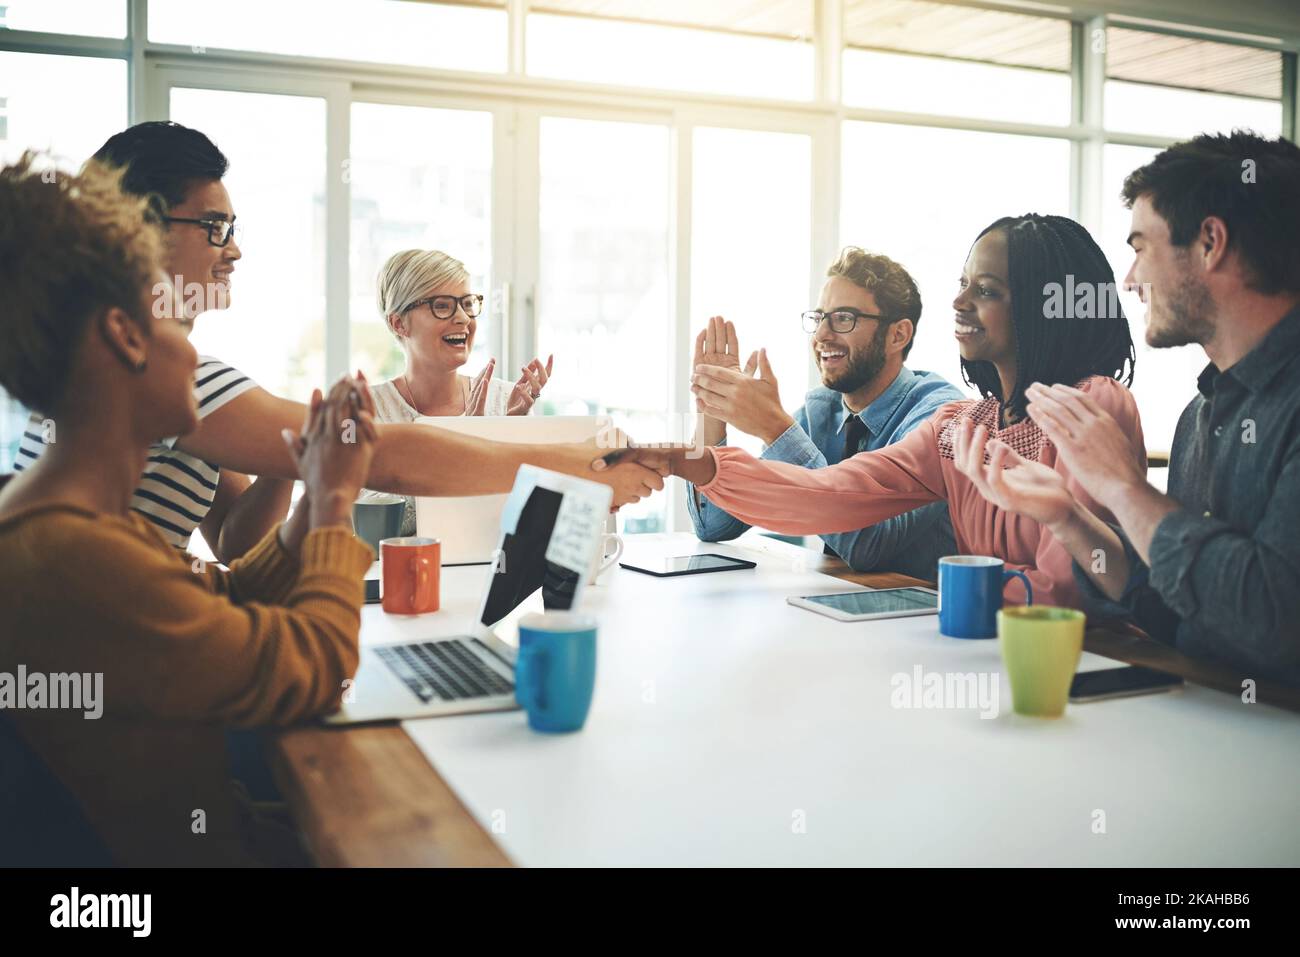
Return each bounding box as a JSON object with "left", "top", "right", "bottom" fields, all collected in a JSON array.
[
  {"left": 463, "top": 358, "right": 496, "bottom": 416},
  {"left": 693, "top": 316, "right": 740, "bottom": 446},
  {"left": 507, "top": 354, "right": 553, "bottom": 416},
  {"left": 281, "top": 371, "right": 379, "bottom": 533},
  {"left": 691, "top": 348, "right": 794, "bottom": 446},
  {"left": 951, "top": 417, "right": 1075, "bottom": 528},
  {"left": 1025, "top": 382, "right": 1145, "bottom": 509}
]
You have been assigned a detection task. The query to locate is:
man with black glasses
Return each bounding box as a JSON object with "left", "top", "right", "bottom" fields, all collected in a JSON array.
[{"left": 687, "top": 248, "right": 963, "bottom": 578}]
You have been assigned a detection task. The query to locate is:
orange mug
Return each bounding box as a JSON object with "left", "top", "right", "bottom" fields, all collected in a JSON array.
[{"left": 380, "top": 536, "right": 440, "bottom": 615}]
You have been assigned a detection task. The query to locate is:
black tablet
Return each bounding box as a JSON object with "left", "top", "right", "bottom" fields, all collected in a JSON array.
[{"left": 619, "top": 553, "right": 757, "bottom": 577}]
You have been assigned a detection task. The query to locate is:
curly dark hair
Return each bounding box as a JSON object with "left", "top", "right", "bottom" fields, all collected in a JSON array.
[{"left": 0, "top": 153, "right": 163, "bottom": 413}]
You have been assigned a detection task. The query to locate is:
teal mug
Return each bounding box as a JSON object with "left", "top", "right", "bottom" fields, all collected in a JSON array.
[
  {"left": 352, "top": 492, "right": 406, "bottom": 558},
  {"left": 938, "top": 555, "right": 1033, "bottom": 639},
  {"left": 515, "top": 612, "right": 597, "bottom": 733}
]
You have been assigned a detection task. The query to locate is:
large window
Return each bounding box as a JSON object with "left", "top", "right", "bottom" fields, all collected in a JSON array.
[
  {"left": 691, "top": 126, "right": 812, "bottom": 455},
  {"left": 840, "top": 122, "right": 1072, "bottom": 392},
  {"left": 0, "top": 52, "right": 127, "bottom": 164},
  {"left": 0, "top": 0, "right": 125, "bottom": 38},
  {"left": 149, "top": 0, "right": 507, "bottom": 73},
  {"left": 842, "top": 0, "right": 1073, "bottom": 125},
  {"left": 1104, "top": 28, "right": 1285, "bottom": 139},
  {"left": 0, "top": 50, "right": 128, "bottom": 468},
  {"left": 168, "top": 87, "right": 327, "bottom": 401},
  {"left": 536, "top": 116, "right": 672, "bottom": 531},
  {"left": 528, "top": 1, "right": 814, "bottom": 100}
]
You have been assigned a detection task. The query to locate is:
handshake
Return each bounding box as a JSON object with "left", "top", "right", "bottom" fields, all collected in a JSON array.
[
  {"left": 585, "top": 429, "right": 715, "bottom": 507},
  {"left": 585, "top": 315, "right": 784, "bottom": 505}
]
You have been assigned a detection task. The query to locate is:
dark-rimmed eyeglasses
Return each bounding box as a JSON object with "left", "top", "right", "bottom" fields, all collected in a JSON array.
[
  {"left": 801, "top": 308, "right": 887, "bottom": 334},
  {"left": 164, "top": 216, "right": 240, "bottom": 248},
  {"left": 403, "top": 294, "right": 484, "bottom": 320}
]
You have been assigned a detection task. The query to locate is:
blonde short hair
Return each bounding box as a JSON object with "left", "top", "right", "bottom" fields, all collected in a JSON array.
[{"left": 376, "top": 249, "right": 469, "bottom": 335}]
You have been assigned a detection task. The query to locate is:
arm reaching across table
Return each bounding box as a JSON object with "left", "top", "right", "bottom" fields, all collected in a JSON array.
[{"left": 597, "top": 412, "right": 947, "bottom": 536}]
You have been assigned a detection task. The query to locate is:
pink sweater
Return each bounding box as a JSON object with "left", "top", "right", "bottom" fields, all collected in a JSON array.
[{"left": 697, "top": 375, "right": 1146, "bottom": 609}]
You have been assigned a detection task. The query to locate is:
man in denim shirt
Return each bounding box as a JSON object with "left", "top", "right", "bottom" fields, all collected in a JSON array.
[
  {"left": 957, "top": 133, "right": 1300, "bottom": 687},
  {"left": 687, "top": 248, "right": 965, "bottom": 581}
]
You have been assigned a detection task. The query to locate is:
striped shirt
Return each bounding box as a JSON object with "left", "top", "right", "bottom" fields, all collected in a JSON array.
[{"left": 12, "top": 357, "right": 258, "bottom": 549}]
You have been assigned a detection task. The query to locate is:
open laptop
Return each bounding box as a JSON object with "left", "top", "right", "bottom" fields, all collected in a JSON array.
[
  {"left": 325, "top": 465, "right": 612, "bottom": 725},
  {"left": 413, "top": 415, "right": 612, "bottom": 565}
]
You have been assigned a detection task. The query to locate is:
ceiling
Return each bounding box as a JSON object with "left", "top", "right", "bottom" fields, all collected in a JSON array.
[{"left": 420, "top": 0, "right": 1284, "bottom": 99}]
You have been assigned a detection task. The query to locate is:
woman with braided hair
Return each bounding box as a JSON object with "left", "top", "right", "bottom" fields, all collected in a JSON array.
[{"left": 605, "top": 213, "right": 1145, "bottom": 609}]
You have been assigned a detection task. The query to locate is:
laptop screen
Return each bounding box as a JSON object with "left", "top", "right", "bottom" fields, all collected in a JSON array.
[{"left": 479, "top": 485, "right": 581, "bottom": 629}]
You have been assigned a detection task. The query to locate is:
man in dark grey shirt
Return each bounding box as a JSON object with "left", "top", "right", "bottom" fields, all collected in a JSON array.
[
  {"left": 1068, "top": 306, "right": 1300, "bottom": 685},
  {"left": 953, "top": 131, "right": 1300, "bottom": 687}
]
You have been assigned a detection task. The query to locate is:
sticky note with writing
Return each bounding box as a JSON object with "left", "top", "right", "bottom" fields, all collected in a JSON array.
[{"left": 544, "top": 490, "right": 602, "bottom": 574}]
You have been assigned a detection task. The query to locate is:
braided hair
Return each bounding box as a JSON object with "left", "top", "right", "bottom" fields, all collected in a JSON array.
[{"left": 960, "top": 213, "right": 1136, "bottom": 422}]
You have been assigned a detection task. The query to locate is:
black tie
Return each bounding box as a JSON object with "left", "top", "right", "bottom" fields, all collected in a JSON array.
[
  {"left": 824, "top": 415, "right": 870, "bottom": 557},
  {"left": 842, "top": 414, "right": 869, "bottom": 461}
]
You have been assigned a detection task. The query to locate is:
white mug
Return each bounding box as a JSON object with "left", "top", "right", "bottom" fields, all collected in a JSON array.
[{"left": 588, "top": 516, "right": 624, "bottom": 585}]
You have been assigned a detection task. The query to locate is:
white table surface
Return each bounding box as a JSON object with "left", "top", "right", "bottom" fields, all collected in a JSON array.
[{"left": 356, "top": 534, "right": 1300, "bottom": 866}]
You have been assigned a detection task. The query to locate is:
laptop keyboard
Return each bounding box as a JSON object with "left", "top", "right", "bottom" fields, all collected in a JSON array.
[{"left": 375, "top": 639, "right": 513, "bottom": 703}]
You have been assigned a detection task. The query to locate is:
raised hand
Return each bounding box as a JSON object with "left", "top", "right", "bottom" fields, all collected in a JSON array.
[
  {"left": 507, "top": 354, "right": 553, "bottom": 416},
  {"left": 951, "top": 417, "right": 1074, "bottom": 528},
  {"left": 693, "top": 316, "right": 742, "bottom": 447},
  {"left": 463, "top": 358, "right": 495, "bottom": 416},
  {"left": 695, "top": 315, "right": 742, "bottom": 374},
  {"left": 691, "top": 347, "right": 794, "bottom": 445}
]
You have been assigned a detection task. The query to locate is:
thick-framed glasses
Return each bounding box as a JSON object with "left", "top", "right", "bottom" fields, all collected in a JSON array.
[
  {"left": 801, "top": 308, "right": 886, "bottom": 334},
  {"left": 163, "top": 216, "right": 240, "bottom": 247},
  {"left": 404, "top": 294, "right": 484, "bottom": 320}
]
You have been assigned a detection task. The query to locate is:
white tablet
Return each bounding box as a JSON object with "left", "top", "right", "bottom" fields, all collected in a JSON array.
[{"left": 787, "top": 587, "right": 940, "bottom": 622}]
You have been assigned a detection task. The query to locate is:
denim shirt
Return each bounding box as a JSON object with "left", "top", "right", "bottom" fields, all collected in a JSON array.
[
  {"left": 688, "top": 366, "right": 965, "bottom": 580},
  {"left": 1074, "top": 304, "right": 1300, "bottom": 686}
]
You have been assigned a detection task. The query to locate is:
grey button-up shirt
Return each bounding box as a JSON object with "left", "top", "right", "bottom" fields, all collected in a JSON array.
[{"left": 1074, "top": 304, "right": 1300, "bottom": 686}]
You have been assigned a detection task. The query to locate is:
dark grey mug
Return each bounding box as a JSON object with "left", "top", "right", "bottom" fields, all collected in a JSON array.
[{"left": 352, "top": 493, "right": 407, "bottom": 558}]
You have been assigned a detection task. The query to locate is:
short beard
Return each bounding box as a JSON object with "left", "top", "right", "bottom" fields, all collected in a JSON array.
[
  {"left": 1147, "top": 256, "right": 1215, "bottom": 349},
  {"left": 822, "top": 322, "right": 890, "bottom": 395}
]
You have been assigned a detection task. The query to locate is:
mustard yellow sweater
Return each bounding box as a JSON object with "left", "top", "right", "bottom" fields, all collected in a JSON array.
[{"left": 0, "top": 503, "right": 372, "bottom": 866}]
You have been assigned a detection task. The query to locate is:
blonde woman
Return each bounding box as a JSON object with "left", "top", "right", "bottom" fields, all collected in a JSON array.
[{"left": 372, "top": 248, "right": 553, "bottom": 421}]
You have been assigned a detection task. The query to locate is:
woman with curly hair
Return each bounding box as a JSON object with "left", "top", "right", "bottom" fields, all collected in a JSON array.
[{"left": 0, "top": 153, "right": 378, "bottom": 866}]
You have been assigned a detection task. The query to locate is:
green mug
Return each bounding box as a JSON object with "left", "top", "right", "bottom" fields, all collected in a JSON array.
[{"left": 997, "top": 606, "right": 1086, "bottom": 717}]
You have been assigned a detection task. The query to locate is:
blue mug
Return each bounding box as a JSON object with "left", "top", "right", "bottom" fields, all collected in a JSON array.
[
  {"left": 938, "top": 555, "right": 1033, "bottom": 639},
  {"left": 515, "top": 612, "right": 597, "bottom": 733}
]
